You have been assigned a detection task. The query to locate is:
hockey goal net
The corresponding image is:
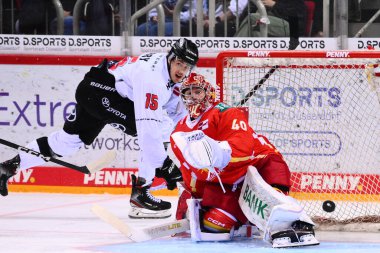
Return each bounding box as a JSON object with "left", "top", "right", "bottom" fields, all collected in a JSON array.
[{"left": 216, "top": 51, "right": 380, "bottom": 231}]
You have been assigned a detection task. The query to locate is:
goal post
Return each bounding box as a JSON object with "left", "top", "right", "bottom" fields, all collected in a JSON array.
[{"left": 216, "top": 50, "right": 380, "bottom": 231}]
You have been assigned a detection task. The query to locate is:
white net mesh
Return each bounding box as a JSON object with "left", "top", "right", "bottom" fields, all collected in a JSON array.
[{"left": 218, "top": 52, "right": 380, "bottom": 231}]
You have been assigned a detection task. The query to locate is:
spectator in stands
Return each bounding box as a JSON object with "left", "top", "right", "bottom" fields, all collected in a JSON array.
[
  {"left": 310, "top": 0, "right": 361, "bottom": 38},
  {"left": 136, "top": 0, "right": 190, "bottom": 36},
  {"left": 214, "top": 0, "right": 248, "bottom": 37},
  {"left": 83, "top": 0, "right": 119, "bottom": 36},
  {"left": 234, "top": 0, "right": 307, "bottom": 49},
  {"left": 50, "top": 0, "right": 86, "bottom": 35},
  {"left": 349, "top": 0, "right": 361, "bottom": 22},
  {"left": 135, "top": 0, "right": 240, "bottom": 37},
  {"left": 181, "top": 0, "right": 237, "bottom": 37},
  {"left": 15, "top": 0, "right": 55, "bottom": 34},
  {"left": 2, "top": 0, "right": 21, "bottom": 34},
  {"left": 310, "top": 0, "right": 323, "bottom": 37},
  {"left": 196, "top": 0, "right": 239, "bottom": 37}
]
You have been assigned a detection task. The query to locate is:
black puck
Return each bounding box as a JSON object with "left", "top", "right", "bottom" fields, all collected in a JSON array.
[{"left": 322, "top": 200, "right": 336, "bottom": 212}]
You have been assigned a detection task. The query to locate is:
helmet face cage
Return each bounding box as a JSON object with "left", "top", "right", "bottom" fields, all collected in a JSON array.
[{"left": 181, "top": 73, "right": 215, "bottom": 119}]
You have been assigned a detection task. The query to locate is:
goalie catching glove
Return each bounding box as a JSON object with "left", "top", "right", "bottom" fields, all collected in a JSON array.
[
  {"left": 171, "top": 130, "right": 232, "bottom": 170},
  {"left": 155, "top": 156, "right": 182, "bottom": 190}
]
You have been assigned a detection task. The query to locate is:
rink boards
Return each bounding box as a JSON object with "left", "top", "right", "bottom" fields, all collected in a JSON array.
[{"left": 0, "top": 55, "right": 378, "bottom": 208}]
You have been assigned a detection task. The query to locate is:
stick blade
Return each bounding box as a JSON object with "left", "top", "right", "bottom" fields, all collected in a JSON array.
[
  {"left": 141, "top": 219, "right": 190, "bottom": 239},
  {"left": 86, "top": 150, "right": 117, "bottom": 173},
  {"left": 91, "top": 204, "right": 148, "bottom": 242},
  {"left": 91, "top": 205, "right": 190, "bottom": 242}
]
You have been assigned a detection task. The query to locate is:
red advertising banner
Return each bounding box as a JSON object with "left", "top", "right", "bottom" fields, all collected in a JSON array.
[
  {"left": 291, "top": 172, "right": 380, "bottom": 195},
  {"left": 8, "top": 167, "right": 170, "bottom": 195},
  {"left": 8, "top": 167, "right": 380, "bottom": 201}
]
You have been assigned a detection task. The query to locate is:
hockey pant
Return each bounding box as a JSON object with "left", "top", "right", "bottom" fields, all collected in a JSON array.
[
  {"left": 19, "top": 64, "right": 137, "bottom": 170},
  {"left": 66, "top": 63, "right": 137, "bottom": 143}
]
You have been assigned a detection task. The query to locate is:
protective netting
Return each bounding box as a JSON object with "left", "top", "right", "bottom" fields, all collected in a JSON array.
[{"left": 218, "top": 52, "right": 380, "bottom": 231}]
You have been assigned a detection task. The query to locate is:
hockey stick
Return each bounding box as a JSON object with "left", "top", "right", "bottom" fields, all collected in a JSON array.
[
  {"left": 237, "top": 22, "right": 300, "bottom": 107},
  {"left": 237, "top": 65, "right": 279, "bottom": 106},
  {"left": 0, "top": 138, "right": 116, "bottom": 174},
  {"left": 92, "top": 205, "right": 260, "bottom": 242},
  {"left": 91, "top": 204, "right": 190, "bottom": 242}
]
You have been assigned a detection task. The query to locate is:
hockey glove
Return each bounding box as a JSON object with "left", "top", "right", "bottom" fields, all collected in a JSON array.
[
  {"left": 155, "top": 156, "right": 183, "bottom": 190},
  {"left": 171, "top": 130, "right": 232, "bottom": 170},
  {"left": 83, "top": 58, "right": 116, "bottom": 89}
]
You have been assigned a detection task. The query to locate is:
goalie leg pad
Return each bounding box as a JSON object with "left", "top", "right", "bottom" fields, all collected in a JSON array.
[
  {"left": 239, "top": 166, "right": 317, "bottom": 244},
  {"left": 187, "top": 198, "right": 231, "bottom": 242},
  {"left": 254, "top": 154, "right": 291, "bottom": 190}
]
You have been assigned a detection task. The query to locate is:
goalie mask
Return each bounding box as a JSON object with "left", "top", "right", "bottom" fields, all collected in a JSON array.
[{"left": 181, "top": 73, "right": 215, "bottom": 119}]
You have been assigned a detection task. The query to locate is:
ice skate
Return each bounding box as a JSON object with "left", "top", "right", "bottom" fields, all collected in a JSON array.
[
  {"left": 271, "top": 220, "right": 319, "bottom": 248},
  {"left": 0, "top": 155, "right": 20, "bottom": 196},
  {"left": 129, "top": 174, "right": 171, "bottom": 219}
]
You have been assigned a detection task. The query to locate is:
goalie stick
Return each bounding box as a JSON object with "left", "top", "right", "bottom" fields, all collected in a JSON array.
[
  {"left": 236, "top": 31, "right": 300, "bottom": 107},
  {"left": 237, "top": 65, "right": 279, "bottom": 106},
  {"left": 92, "top": 205, "right": 260, "bottom": 242},
  {"left": 91, "top": 205, "right": 190, "bottom": 242},
  {"left": 0, "top": 138, "right": 116, "bottom": 174}
]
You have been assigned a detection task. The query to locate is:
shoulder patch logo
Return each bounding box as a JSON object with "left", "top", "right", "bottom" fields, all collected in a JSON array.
[{"left": 215, "top": 102, "right": 230, "bottom": 112}]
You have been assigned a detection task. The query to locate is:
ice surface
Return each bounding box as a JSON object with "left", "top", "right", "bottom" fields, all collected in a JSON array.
[{"left": 0, "top": 193, "right": 379, "bottom": 253}]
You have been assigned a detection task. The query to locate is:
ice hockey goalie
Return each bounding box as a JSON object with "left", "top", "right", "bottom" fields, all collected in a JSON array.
[{"left": 169, "top": 73, "right": 319, "bottom": 247}]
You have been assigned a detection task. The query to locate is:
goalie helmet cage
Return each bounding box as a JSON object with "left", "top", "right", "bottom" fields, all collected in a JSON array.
[{"left": 216, "top": 50, "right": 380, "bottom": 232}]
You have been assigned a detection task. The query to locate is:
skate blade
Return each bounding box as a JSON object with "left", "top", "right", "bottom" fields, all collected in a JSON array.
[
  {"left": 128, "top": 207, "right": 172, "bottom": 219},
  {"left": 272, "top": 234, "right": 319, "bottom": 248},
  {"left": 272, "top": 234, "right": 320, "bottom": 248}
]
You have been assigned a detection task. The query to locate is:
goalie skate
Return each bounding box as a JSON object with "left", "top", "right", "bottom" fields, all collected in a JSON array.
[{"left": 271, "top": 221, "right": 319, "bottom": 248}]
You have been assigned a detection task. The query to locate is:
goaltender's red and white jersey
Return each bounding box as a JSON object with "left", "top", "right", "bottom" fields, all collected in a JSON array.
[
  {"left": 108, "top": 53, "right": 187, "bottom": 179},
  {"left": 171, "top": 102, "right": 282, "bottom": 188}
]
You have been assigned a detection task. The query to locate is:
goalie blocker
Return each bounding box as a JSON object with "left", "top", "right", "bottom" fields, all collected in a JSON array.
[{"left": 239, "top": 166, "right": 319, "bottom": 248}]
